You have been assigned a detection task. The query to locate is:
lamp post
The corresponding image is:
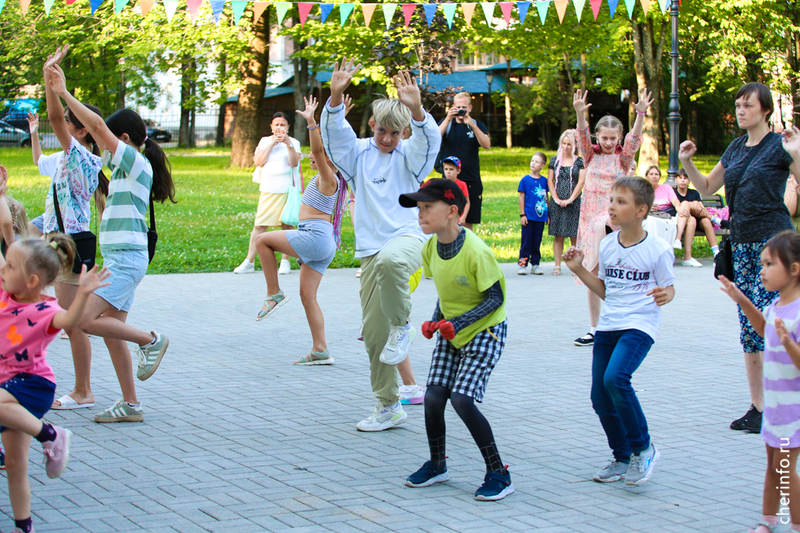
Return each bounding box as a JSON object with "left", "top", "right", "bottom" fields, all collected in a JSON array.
[
  {"left": 485, "top": 71, "right": 494, "bottom": 132},
  {"left": 666, "top": 0, "right": 681, "bottom": 186}
]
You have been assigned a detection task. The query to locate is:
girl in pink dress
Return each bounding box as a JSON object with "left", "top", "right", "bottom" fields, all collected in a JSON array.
[{"left": 572, "top": 88, "right": 652, "bottom": 347}]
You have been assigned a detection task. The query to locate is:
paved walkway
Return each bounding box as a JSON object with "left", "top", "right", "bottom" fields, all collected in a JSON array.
[{"left": 12, "top": 258, "right": 764, "bottom": 532}]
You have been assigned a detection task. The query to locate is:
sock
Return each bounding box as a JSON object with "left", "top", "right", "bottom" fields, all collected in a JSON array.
[
  {"left": 126, "top": 402, "right": 141, "bottom": 409},
  {"left": 35, "top": 423, "right": 56, "bottom": 443},
  {"left": 762, "top": 516, "right": 779, "bottom": 526},
  {"left": 14, "top": 517, "right": 32, "bottom": 533},
  {"left": 711, "top": 245, "right": 719, "bottom": 254},
  {"left": 590, "top": 327, "right": 597, "bottom": 335}
]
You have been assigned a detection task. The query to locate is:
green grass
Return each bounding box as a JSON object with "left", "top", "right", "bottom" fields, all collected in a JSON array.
[{"left": 0, "top": 146, "right": 721, "bottom": 274}]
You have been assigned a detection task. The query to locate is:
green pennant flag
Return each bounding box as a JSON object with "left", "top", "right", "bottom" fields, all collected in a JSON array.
[
  {"left": 382, "top": 3, "right": 397, "bottom": 28},
  {"left": 480, "top": 2, "right": 494, "bottom": 24},
  {"left": 573, "top": 0, "right": 586, "bottom": 22},
  {"left": 624, "top": 0, "right": 635, "bottom": 17},
  {"left": 535, "top": 0, "right": 548, "bottom": 24},
  {"left": 441, "top": 2, "right": 457, "bottom": 28},
  {"left": 0, "top": 0, "right": 5, "bottom": 16},
  {"left": 163, "top": 0, "right": 179, "bottom": 22},
  {"left": 114, "top": 0, "right": 129, "bottom": 14},
  {"left": 231, "top": 0, "right": 247, "bottom": 25},
  {"left": 43, "top": 0, "right": 55, "bottom": 15},
  {"left": 275, "top": 2, "right": 291, "bottom": 25},
  {"left": 340, "top": 3, "right": 354, "bottom": 26}
]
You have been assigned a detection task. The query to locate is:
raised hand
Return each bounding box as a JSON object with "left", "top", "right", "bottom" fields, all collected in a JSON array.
[
  {"left": 46, "top": 65, "right": 68, "bottom": 96},
  {"left": 678, "top": 140, "right": 697, "bottom": 162},
  {"left": 718, "top": 275, "right": 748, "bottom": 305},
  {"left": 0, "top": 165, "right": 8, "bottom": 195},
  {"left": 573, "top": 89, "right": 591, "bottom": 114},
  {"left": 78, "top": 265, "right": 111, "bottom": 294},
  {"left": 393, "top": 71, "right": 423, "bottom": 117},
  {"left": 330, "top": 57, "right": 362, "bottom": 99},
  {"left": 343, "top": 94, "right": 355, "bottom": 117},
  {"left": 562, "top": 246, "right": 584, "bottom": 270},
  {"left": 634, "top": 88, "right": 654, "bottom": 114},
  {"left": 44, "top": 45, "right": 69, "bottom": 71},
  {"left": 783, "top": 126, "right": 800, "bottom": 158},
  {"left": 26, "top": 113, "right": 38, "bottom": 135},
  {"left": 296, "top": 96, "right": 318, "bottom": 125}
]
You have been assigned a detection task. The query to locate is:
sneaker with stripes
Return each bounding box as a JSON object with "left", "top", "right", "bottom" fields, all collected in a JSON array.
[
  {"left": 94, "top": 399, "right": 144, "bottom": 423},
  {"left": 137, "top": 331, "right": 169, "bottom": 381}
]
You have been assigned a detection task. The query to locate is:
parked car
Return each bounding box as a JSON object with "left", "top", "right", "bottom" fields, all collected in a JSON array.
[
  {"left": 0, "top": 120, "right": 31, "bottom": 147},
  {"left": 1, "top": 111, "right": 30, "bottom": 133},
  {"left": 145, "top": 124, "right": 172, "bottom": 143}
]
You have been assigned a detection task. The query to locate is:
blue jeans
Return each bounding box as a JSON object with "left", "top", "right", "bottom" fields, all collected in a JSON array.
[{"left": 591, "top": 329, "right": 654, "bottom": 462}]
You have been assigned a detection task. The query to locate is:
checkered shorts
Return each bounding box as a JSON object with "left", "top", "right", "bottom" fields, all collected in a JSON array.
[{"left": 426, "top": 320, "right": 507, "bottom": 403}]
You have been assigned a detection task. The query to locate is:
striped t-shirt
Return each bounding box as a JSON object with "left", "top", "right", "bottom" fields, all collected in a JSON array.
[
  {"left": 99, "top": 142, "right": 153, "bottom": 252},
  {"left": 763, "top": 296, "right": 800, "bottom": 448}
]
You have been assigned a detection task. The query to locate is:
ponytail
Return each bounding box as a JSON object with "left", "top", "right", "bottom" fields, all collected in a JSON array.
[{"left": 18, "top": 234, "right": 75, "bottom": 287}]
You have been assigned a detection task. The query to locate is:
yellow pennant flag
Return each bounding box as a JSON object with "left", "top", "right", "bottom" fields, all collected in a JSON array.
[
  {"left": 461, "top": 2, "right": 476, "bottom": 27},
  {"left": 362, "top": 3, "right": 377, "bottom": 26},
  {"left": 640, "top": 0, "right": 650, "bottom": 15},
  {"left": 253, "top": 1, "right": 268, "bottom": 22},
  {"left": 140, "top": 0, "right": 155, "bottom": 16},
  {"left": 554, "top": 0, "right": 568, "bottom": 22}
]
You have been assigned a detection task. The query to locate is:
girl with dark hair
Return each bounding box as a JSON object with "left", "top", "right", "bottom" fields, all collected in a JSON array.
[
  {"left": 46, "top": 45, "right": 176, "bottom": 424},
  {"left": 680, "top": 82, "right": 800, "bottom": 434},
  {"left": 234, "top": 111, "right": 301, "bottom": 275},
  {"left": 25, "top": 50, "right": 107, "bottom": 412}
]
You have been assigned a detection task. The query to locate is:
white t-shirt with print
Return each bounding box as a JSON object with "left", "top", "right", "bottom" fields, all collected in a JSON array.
[
  {"left": 597, "top": 230, "right": 675, "bottom": 342},
  {"left": 253, "top": 136, "right": 301, "bottom": 194}
]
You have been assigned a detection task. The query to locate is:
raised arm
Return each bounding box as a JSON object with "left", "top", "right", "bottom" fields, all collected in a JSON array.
[
  {"left": 0, "top": 166, "right": 16, "bottom": 253},
  {"left": 630, "top": 88, "right": 654, "bottom": 139},
  {"left": 678, "top": 141, "right": 725, "bottom": 195},
  {"left": 573, "top": 89, "right": 591, "bottom": 131},
  {"left": 393, "top": 71, "right": 425, "bottom": 123},
  {"left": 26, "top": 113, "right": 42, "bottom": 166},
  {"left": 328, "top": 57, "right": 362, "bottom": 109},
  {"left": 44, "top": 47, "right": 73, "bottom": 153},
  {"left": 297, "top": 96, "right": 337, "bottom": 196},
  {"left": 781, "top": 127, "right": 800, "bottom": 180}
]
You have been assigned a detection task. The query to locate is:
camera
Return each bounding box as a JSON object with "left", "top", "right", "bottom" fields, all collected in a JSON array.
[{"left": 456, "top": 109, "right": 467, "bottom": 116}]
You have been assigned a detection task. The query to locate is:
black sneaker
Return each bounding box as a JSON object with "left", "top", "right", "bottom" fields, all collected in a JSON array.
[
  {"left": 730, "top": 404, "right": 762, "bottom": 433},
  {"left": 574, "top": 333, "right": 594, "bottom": 346}
]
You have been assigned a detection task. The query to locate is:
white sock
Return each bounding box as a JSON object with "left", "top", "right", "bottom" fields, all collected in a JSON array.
[
  {"left": 590, "top": 327, "right": 596, "bottom": 335},
  {"left": 711, "top": 245, "right": 719, "bottom": 255}
]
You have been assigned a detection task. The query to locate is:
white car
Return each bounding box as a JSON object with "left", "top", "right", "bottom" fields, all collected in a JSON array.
[{"left": 0, "top": 120, "right": 31, "bottom": 147}]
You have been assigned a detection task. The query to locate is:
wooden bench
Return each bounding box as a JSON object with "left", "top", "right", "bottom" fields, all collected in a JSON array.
[{"left": 694, "top": 193, "right": 729, "bottom": 239}]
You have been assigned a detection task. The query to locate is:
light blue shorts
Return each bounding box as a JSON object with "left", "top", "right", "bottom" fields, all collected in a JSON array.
[
  {"left": 286, "top": 219, "right": 336, "bottom": 275},
  {"left": 31, "top": 215, "right": 44, "bottom": 233},
  {"left": 94, "top": 249, "right": 148, "bottom": 312}
]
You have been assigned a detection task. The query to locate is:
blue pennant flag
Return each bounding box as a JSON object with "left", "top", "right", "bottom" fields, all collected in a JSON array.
[
  {"left": 423, "top": 4, "right": 437, "bottom": 26},
  {"left": 517, "top": 1, "right": 531, "bottom": 24},
  {"left": 320, "top": 3, "right": 334, "bottom": 23}
]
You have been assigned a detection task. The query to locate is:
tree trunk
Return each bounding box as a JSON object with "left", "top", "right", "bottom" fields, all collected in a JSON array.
[
  {"left": 505, "top": 63, "right": 512, "bottom": 148},
  {"left": 216, "top": 56, "right": 227, "bottom": 147},
  {"left": 580, "top": 53, "right": 588, "bottom": 123},
  {"left": 231, "top": 6, "right": 270, "bottom": 168},
  {"left": 787, "top": 2, "right": 800, "bottom": 127},
  {"left": 359, "top": 82, "right": 374, "bottom": 138},
  {"left": 292, "top": 25, "right": 309, "bottom": 145},
  {"left": 179, "top": 56, "right": 197, "bottom": 148},
  {"left": 631, "top": 19, "right": 665, "bottom": 174}
]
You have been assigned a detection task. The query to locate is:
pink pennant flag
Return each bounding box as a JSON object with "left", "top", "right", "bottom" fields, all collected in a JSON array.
[
  {"left": 590, "top": 0, "right": 602, "bottom": 20},
  {"left": 361, "top": 3, "right": 377, "bottom": 26},
  {"left": 499, "top": 2, "right": 512, "bottom": 24},
  {"left": 253, "top": 0, "right": 268, "bottom": 22},
  {"left": 298, "top": 2, "right": 313, "bottom": 25},
  {"left": 402, "top": 3, "right": 416, "bottom": 27},
  {"left": 187, "top": 0, "right": 202, "bottom": 22},
  {"left": 461, "top": 3, "right": 476, "bottom": 26},
  {"left": 140, "top": 0, "right": 154, "bottom": 15},
  {"left": 554, "top": 0, "right": 567, "bottom": 21},
  {"left": 66, "top": 0, "right": 76, "bottom": 4},
  {"left": 20, "top": 0, "right": 31, "bottom": 14},
  {"left": 640, "top": 0, "right": 650, "bottom": 15}
]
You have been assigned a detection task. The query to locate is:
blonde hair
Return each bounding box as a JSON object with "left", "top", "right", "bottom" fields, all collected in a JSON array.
[
  {"left": 554, "top": 129, "right": 579, "bottom": 188},
  {"left": 6, "top": 196, "right": 28, "bottom": 239},
  {"left": 612, "top": 176, "right": 654, "bottom": 212},
  {"left": 17, "top": 234, "right": 75, "bottom": 287},
  {"left": 595, "top": 115, "right": 624, "bottom": 140},
  {"left": 453, "top": 92, "right": 472, "bottom": 103},
  {"left": 371, "top": 98, "right": 411, "bottom": 132}
]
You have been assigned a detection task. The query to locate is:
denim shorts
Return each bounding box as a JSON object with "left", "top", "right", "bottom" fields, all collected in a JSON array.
[
  {"left": 286, "top": 219, "right": 336, "bottom": 275},
  {"left": 0, "top": 373, "right": 56, "bottom": 432},
  {"left": 94, "top": 249, "right": 149, "bottom": 312},
  {"left": 31, "top": 215, "right": 44, "bottom": 233}
]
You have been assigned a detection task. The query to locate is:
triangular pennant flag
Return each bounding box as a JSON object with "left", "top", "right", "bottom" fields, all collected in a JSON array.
[
  {"left": 298, "top": 2, "right": 313, "bottom": 25},
  {"left": 382, "top": 3, "right": 397, "bottom": 28},
  {"left": 480, "top": 2, "right": 494, "bottom": 24},
  {"left": 162, "top": 0, "right": 178, "bottom": 21},
  {"left": 361, "top": 3, "right": 377, "bottom": 26},
  {"left": 275, "top": 2, "right": 290, "bottom": 25},
  {"left": 441, "top": 2, "right": 456, "bottom": 27},
  {"left": 402, "top": 3, "right": 416, "bottom": 27},
  {"left": 461, "top": 3, "right": 476, "bottom": 26},
  {"left": 590, "top": 0, "right": 601, "bottom": 20},
  {"left": 608, "top": 0, "right": 618, "bottom": 18},
  {"left": 209, "top": 0, "right": 225, "bottom": 22},
  {"left": 573, "top": 0, "right": 586, "bottom": 21},
  {"left": 660, "top": 0, "right": 669, "bottom": 11},
  {"left": 43, "top": 0, "right": 55, "bottom": 15},
  {"left": 340, "top": 3, "right": 354, "bottom": 26},
  {"left": 499, "top": 2, "right": 512, "bottom": 25},
  {"left": 0, "top": 0, "right": 6, "bottom": 15},
  {"left": 640, "top": 0, "right": 650, "bottom": 15},
  {"left": 140, "top": 0, "right": 155, "bottom": 16},
  {"left": 88, "top": 0, "right": 102, "bottom": 14},
  {"left": 231, "top": 0, "right": 246, "bottom": 24},
  {"left": 623, "top": 0, "right": 635, "bottom": 17},
  {"left": 253, "top": 1, "right": 268, "bottom": 22},
  {"left": 535, "top": 0, "right": 547, "bottom": 23},
  {"left": 187, "top": 0, "right": 202, "bottom": 22},
  {"left": 319, "top": 3, "right": 333, "bottom": 23},
  {"left": 554, "top": 0, "right": 567, "bottom": 21},
  {"left": 66, "top": 0, "right": 76, "bottom": 5},
  {"left": 423, "top": 4, "right": 437, "bottom": 26},
  {"left": 517, "top": 1, "right": 530, "bottom": 24}
]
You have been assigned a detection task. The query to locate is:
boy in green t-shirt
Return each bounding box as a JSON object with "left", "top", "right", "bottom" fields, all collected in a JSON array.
[{"left": 398, "top": 179, "right": 512, "bottom": 501}]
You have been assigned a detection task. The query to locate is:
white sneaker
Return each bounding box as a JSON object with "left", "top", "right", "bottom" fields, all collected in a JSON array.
[
  {"left": 355, "top": 268, "right": 362, "bottom": 278},
  {"left": 672, "top": 239, "right": 682, "bottom": 249},
  {"left": 682, "top": 258, "right": 703, "bottom": 268},
  {"left": 625, "top": 444, "right": 660, "bottom": 485},
  {"left": 380, "top": 322, "right": 415, "bottom": 365},
  {"left": 531, "top": 265, "right": 544, "bottom": 275},
  {"left": 278, "top": 259, "right": 291, "bottom": 275},
  {"left": 399, "top": 384, "right": 425, "bottom": 405},
  {"left": 517, "top": 265, "right": 528, "bottom": 275},
  {"left": 356, "top": 402, "right": 407, "bottom": 431},
  {"left": 233, "top": 259, "right": 255, "bottom": 274}
]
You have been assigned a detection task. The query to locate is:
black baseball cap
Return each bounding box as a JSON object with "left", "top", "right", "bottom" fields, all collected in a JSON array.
[{"left": 399, "top": 178, "right": 466, "bottom": 214}]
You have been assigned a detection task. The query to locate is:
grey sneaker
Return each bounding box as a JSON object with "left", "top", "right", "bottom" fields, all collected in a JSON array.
[
  {"left": 380, "top": 322, "right": 415, "bottom": 365},
  {"left": 625, "top": 444, "right": 660, "bottom": 485},
  {"left": 356, "top": 402, "right": 407, "bottom": 431},
  {"left": 137, "top": 332, "right": 169, "bottom": 381},
  {"left": 94, "top": 399, "right": 144, "bottom": 423},
  {"left": 531, "top": 264, "right": 544, "bottom": 275},
  {"left": 593, "top": 459, "right": 628, "bottom": 482}
]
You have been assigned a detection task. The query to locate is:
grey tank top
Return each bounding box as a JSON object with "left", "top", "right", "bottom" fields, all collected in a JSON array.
[{"left": 301, "top": 175, "right": 339, "bottom": 215}]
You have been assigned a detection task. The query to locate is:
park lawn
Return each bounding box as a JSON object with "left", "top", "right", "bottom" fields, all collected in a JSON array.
[{"left": 0, "top": 146, "right": 721, "bottom": 274}]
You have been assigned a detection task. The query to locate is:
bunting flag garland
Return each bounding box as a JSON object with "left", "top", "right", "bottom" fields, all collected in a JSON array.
[
  {"left": 209, "top": 0, "right": 225, "bottom": 22},
  {"left": 88, "top": 0, "right": 101, "bottom": 15},
  {"left": 298, "top": 1, "right": 313, "bottom": 24},
  {"left": 275, "top": 1, "right": 290, "bottom": 24},
  {"left": 461, "top": 3, "right": 476, "bottom": 26},
  {"left": 0, "top": 0, "right": 5, "bottom": 15},
  {"left": 382, "top": 3, "right": 397, "bottom": 28},
  {"left": 113, "top": 0, "right": 128, "bottom": 14},
  {"left": 499, "top": 2, "right": 512, "bottom": 25},
  {"left": 339, "top": 2, "right": 353, "bottom": 25},
  {"left": 186, "top": 0, "right": 202, "bottom": 21},
  {"left": 441, "top": 2, "right": 456, "bottom": 27},
  {"left": 401, "top": 3, "right": 415, "bottom": 26},
  {"left": 319, "top": 2, "right": 333, "bottom": 23},
  {"left": 640, "top": 0, "right": 650, "bottom": 15},
  {"left": 517, "top": 1, "right": 530, "bottom": 24},
  {"left": 479, "top": 2, "right": 494, "bottom": 24},
  {"left": 554, "top": 0, "right": 567, "bottom": 22},
  {"left": 608, "top": 0, "right": 617, "bottom": 18},
  {"left": 589, "top": 0, "right": 601, "bottom": 20},
  {"left": 66, "top": 0, "right": 76, "bottom": 5},
  {"left": 361, "top": 2, "right": 376, "bottom": 26},
  {"left": 43, "top": 0, "right": 54, "bottom": 15},
  {"left": 659, "top": 0, "right": 668, "bottom": 10},
  {"left": 624, "top": 0, "right": 635, "bottom": 17},
  {"left": 253, "top": 1, "right": 268, "bottom": 23},
  {"left": 535, "top": 0, "right": 547, "bottom": 24},
  {"left": 163, "top": 0, "right": 178, "bottom": 21},
  {"left": 573, "top": 0, "right": 586, "bottom": 21},
  {"left": 231, "top": 0, "right": 246, "bottom": 24},
  {"left": 423, "top": 3, "right": 437, "bottom": 26}
]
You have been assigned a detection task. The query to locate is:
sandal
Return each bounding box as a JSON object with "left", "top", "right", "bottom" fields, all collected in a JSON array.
[
  {"left": 256, "top": 290, "right": 290, "bottom": 321},
  {"left": 551, "top": 266, "right": 562, "bottom": 276},
  {"left": 294, "top": 349, "right": 335, "bottom": 366},
  {"left": 749, "top": 523, "right": 779, "bottom": 533}
]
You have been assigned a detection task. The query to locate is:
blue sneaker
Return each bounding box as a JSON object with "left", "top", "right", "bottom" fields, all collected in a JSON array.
[
  {"left": 405, "top": 461, "right": 449, "bottom": 488},
  {"left": 474, "top": 471, "right": 514, "bottom": 501}
]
